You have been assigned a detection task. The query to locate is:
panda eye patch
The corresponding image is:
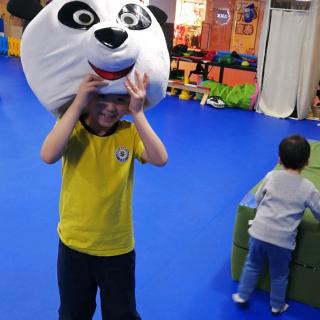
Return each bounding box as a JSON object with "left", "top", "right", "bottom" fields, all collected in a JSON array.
[
  {"left": 74, "top": 10, "right": 95, "bottom": 26},
  {"left": 58, "top": 1, "right": 100, "bottom": 30},
  {"left": 118, "top": 4, "right": 151, "bottom": 30}
]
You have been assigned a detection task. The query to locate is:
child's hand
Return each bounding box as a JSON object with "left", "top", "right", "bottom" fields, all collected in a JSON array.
[
  {"left": 125, "top": 70, "right": 149, "bottom": 115},
  {"left": 313, "top": 96, "right": 320, "bottom": 107},
  {"left": 73, "top": 74, "right": 107, "bottom": 112}
]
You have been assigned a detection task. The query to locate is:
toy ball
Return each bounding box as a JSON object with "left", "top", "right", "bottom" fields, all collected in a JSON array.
[{"left": 241, "top": 61, "right": 250, "bottom": 67}]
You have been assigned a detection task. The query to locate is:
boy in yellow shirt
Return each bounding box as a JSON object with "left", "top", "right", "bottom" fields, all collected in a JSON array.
[{"left": 41, "top": 70, "right": 168, "bottom": 320}]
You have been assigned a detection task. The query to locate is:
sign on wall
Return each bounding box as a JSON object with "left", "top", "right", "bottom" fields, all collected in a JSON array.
[
  {"left": 215, "top": 8, "right": 230, "bottom": 26},
  {"left": 230, "top": 0, "right": 259, "bottom": 55}
]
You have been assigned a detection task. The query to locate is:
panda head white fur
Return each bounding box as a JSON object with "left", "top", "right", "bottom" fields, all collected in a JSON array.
[{"left": 8, "top": 0, "right": 170, "bottom": 114}]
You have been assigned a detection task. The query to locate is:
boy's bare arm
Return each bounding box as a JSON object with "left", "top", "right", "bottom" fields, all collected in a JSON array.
[
  {"left": 40, "top": 103, "right": 83, "bottom": 164},
  {"left": 41, "top": 75, "right": 105, "bottom": 164},
  {"left": 125, "top": 71, "right": 168, "bottom": 166},
  {"left": 133, "top": 112, "right": 168, "bottom": 166}
]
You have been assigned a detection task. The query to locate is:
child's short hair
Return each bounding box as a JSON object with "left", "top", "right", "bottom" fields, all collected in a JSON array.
[{"left": 279, "top": 135, "right": 310, "bottom": 170}]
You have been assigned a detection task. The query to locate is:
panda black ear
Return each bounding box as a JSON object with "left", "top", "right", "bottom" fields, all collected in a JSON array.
[
  {"left": 7, "top": 0, "right": 43, "bottom": 21},
  {"left": 147, "top": 5, "right": 168, "bottom": 26}
]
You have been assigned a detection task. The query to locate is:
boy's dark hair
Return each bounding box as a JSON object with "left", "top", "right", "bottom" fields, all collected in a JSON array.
[{"left": 279, "top": 135, "right": 310, "bottom": 170}]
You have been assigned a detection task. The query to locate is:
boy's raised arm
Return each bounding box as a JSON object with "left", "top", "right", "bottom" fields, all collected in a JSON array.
[
  {"left": 125, "top": 71, "right": 168, "bottom": 167},
  {"left": 40, "top": 103, "right": 82, "bottom": 164},
  {"left": 133, "top": 112, "right": 168, "bottom": 166},
  {"left": 41, "top": 75, "right": 105, "bottom": 164}
]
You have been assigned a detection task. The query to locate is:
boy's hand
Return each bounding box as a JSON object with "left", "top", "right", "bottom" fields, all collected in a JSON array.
[
  {"left": 73, "top": 74, "right": 107, "bottom": 112},
  {"left": 125, "top": 70, "right": 149, "bottom": 115}
]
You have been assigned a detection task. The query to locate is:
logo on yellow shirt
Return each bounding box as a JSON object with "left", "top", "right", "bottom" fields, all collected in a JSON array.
[{"left": 115, "top": 147, "right": 130, "bottom": 162}]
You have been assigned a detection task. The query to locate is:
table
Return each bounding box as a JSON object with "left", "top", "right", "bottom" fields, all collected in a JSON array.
[{"left": 171, "top": 55, "right": 257, "bottom": 83}]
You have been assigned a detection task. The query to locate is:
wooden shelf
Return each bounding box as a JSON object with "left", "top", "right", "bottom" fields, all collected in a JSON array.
[{"left": 167, "top": 80, "right": 210, "bottom": 106}]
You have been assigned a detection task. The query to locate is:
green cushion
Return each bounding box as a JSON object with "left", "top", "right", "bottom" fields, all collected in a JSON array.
[
  {"left": 231, "top": 244, "right": 320, "bottom": 307},
  {"left": 233, "top": 205, "right": 320, "bottom": 268}
]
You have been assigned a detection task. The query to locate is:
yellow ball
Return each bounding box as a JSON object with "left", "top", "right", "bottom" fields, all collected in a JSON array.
[{"left": 241, "top": 61, "right": 250, "bottom": 67}]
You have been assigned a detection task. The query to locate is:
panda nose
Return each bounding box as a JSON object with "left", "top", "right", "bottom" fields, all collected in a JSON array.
[{"left": 95, "top": 27, "right": 128, "bottom": 49}]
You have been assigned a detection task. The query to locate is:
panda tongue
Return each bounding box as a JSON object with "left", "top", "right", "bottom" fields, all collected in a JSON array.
[{"left": 89, "top": 62, "right": 134, "bottom": 81}]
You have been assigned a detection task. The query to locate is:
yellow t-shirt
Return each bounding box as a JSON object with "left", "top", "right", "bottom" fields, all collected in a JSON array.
[{"left": 58, "top": 120, "right": 145, "bottom": 256}]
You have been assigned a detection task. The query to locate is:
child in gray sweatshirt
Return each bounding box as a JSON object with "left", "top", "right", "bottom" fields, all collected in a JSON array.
[{"left": 233, "top": 135, "right": 320, "bottom": 315}]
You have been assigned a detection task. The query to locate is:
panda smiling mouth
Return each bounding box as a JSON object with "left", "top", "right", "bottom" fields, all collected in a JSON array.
[{"left": 89, "top": 62, "right": 135, "bottom": 81}]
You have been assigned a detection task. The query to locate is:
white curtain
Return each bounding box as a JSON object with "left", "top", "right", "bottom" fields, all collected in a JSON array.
[
  {"left": 256, "top": 1, "right": 270, "bottom": 91},
  {"left": 257, "top": 1, "right": 320, "bottom": 119},
  {"left": 297, "top": 0, "right": 320, "bottom": 119}
]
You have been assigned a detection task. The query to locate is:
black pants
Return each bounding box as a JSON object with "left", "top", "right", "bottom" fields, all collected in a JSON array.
[{"left": 58, "top": 240, "right": 141, "bottom": 320}]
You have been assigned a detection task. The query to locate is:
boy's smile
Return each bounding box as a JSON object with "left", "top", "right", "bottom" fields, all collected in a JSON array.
[
  {"left": 85, "top": 94, "right": 130, "bottom": 135},
  {"left": 97, "top": 108, "right": 119, "bottom": 125}
]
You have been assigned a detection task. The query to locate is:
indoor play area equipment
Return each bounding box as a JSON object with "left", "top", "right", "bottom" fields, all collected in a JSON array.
[
  {"left": 201, "top": 80, "right": 258, "bottom": 110},
  {"left": 178, "top": 77, "right": 192, "bottom": 101},
  {"left": 232, "top": 141, "right": 320, "bottom": 308},
  {"left": 7, "top": 37, "right": 20, "bottom": 57},
  {"left": 167, "top": 80, "right": 210, "bottom": 106},
  {"left": 0, "top": 35, "right": 8, "bottom": 56},
  {"left": 168, "top": 61, "right": 211, "bottom": 105},
  {"left": 0, "top": 16, "right": 4, "bottom": 36},
  {"left": 0, "top": 34, "right": 20, "bottom": 57}
]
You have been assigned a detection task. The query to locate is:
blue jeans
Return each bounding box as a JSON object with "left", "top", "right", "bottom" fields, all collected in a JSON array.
[{"left": 238, "top": 237, "right": 292, "bottom": 309}]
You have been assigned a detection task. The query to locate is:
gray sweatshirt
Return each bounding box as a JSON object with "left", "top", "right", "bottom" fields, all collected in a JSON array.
[{"left": 249, "top": 170, "right": 320, "bottom": 250}]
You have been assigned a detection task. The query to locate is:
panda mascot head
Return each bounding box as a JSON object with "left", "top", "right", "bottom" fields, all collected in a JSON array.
[{"left": 7, "top": 0, "right": 170, "bottom": 115}]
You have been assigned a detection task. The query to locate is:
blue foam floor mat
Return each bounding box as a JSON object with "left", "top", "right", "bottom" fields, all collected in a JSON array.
[{"left": 1, "top": 56, "right": 320, "bottom": 319}]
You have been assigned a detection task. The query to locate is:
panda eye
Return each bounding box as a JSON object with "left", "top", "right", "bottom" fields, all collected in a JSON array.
[
  {"left": 58, "top": 1, "right": 100, "bottom": 30},
  {"left": 73, "top": 10, "right": 95, "bottom": 26},
  {"left": 120, "top": 13, "right": 139, "bottom": 27},
  {"left": 118, "top": 4, "right": 151, "bottom": 30}
]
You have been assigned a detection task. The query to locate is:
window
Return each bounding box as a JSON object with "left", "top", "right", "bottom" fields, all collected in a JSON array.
[
  {"left": 173, "top": 0, "right": 207, "bottom": 49},
  {"left": 271, "top": 0, "right": 311, "bottom": 11}
]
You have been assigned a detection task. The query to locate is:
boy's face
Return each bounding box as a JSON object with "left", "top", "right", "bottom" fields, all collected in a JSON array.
[{"left": 87, "top": 94, "right": 130, "bottom": 132}]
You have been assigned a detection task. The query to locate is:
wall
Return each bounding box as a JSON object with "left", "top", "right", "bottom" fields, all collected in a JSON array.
[
  {"left": 0, "top": 1, "right": 57, "bottom": 38},
  {"left": 205, "top": 0, "right": 235, "bottom": 51},
  {"left": 149, "top": 0, "right": 177, "bottom": 52},
  {"left": 205, "top": 0, "right": 266, "bottom": 54},
  {"left": 200, "top": 0, "right": 267, "bottom": 85},
  {"left": 149, "top": 0, "right": 176, "bottom": 24},
  {"left": 0, "top": 0, "right": 23, "bottom": 37}
]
